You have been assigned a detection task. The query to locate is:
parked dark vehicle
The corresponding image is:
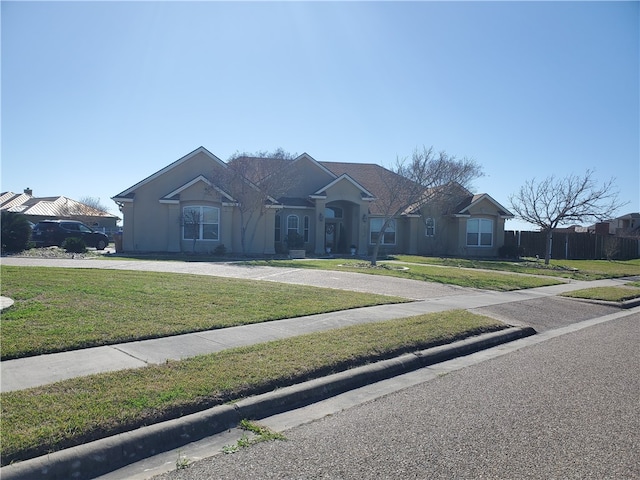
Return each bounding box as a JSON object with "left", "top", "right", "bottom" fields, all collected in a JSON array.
[{"left": 32, "top": 220, "right": 109, "bottom": 250}]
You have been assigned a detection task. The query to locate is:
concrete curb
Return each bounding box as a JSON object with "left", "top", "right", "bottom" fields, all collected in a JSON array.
[
  {"left": 0, "top": 326, "right": 535, "bottom": 480},
  {"left": 561, "top": 295, "right": 640, "bottom": 309}
]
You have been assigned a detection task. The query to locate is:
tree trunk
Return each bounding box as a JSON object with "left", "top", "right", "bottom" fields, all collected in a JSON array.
[
  {"left": 370, "top": 219, "right": 393, "bottom": 266},
  {"left": 239, "top": 211, "right": 247, "bottom": 256},
  {"left": 370, "top": 240, "right": 380, "bottom": 266}
]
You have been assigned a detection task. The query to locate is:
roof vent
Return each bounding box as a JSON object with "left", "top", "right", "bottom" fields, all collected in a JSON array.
[{"left": 24, "top": 188, "right": 33, "bottom": 196}]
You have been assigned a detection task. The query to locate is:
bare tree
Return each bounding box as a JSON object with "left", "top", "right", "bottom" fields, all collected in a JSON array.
[
  {"left": 509, "top": 170, "right": 626, "bottom": 264},
  {"left": 57, "top": 196, "right": 111, "bottom": 226},
  {"left": 181, "top": 207, "right": 202, "bottom": 253},
  {"left": 215, "top": 149, "right": 299, "bottom": 255},
  {"left": 370, "top": 146, "right": 483, "bottom": 266},
  {"left": 78, "top": 196, "right": 110, "bottom": 214}
]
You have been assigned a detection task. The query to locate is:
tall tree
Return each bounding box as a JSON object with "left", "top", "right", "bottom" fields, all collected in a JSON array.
[
  {"left": 216, "top": 149, "right": 299, "bottom": 255},
  {"left": 370, "top": 146, "right": 483, "bottom": 266},
  {"left": 509, "top": 170, "right": 626, "bottom": 264}
]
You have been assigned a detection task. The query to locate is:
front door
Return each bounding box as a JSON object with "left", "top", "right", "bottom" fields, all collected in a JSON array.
[{"left": 325, "top": 221, "right": 339, "bottom": 253}]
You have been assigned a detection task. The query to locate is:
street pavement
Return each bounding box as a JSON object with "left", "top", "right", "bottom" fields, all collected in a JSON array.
[{"left": 150, "top": 312, "right": 639, "bottom": 480}]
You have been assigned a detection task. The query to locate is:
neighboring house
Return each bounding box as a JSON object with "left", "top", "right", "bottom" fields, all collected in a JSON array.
[
  {"left": 112, "top": 146, "right": 513, "bottom": 257},
  {"left": 589, "top": 213, "right": 640, "bottom": 237},
  {"left": 0, "top": 189, "right": 119, "bottom": 232}
]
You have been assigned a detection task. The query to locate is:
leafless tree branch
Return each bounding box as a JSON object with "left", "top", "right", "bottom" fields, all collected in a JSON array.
[{"left": 509, "top": 170, "right": 627, "bottom": 263}]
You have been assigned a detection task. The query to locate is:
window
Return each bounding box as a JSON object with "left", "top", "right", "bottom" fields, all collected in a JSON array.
[
  {"left": 303, "top": 215, "right": 310, "bottom": 242},
  {"left": 425, "top": 218, "right": 435, "bottom": 237},
  {"left": 274, "top": 215, "right": 281, "bottom": 242},
  {"left": 325, "top": 207, "right": 343, "bottom": 219},
  {"left": 466, "top": 218, "right": 493, "bottom": 246},
  {"left": 182, "top": 206, "right": 219, "bottom": 241},
  {"left": 287, "top": 215, "right": 299, "bottom": 239},
  {"left": 370, "top": 218, "right": 396, "bottom": 245}
]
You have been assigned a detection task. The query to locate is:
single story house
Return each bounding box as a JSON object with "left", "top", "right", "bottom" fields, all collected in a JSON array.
[
  {"left": 0, "top": 189, "right": 119, "bottom": 232},
  {"left": 112, "top": 147, "right": 513, "bottom": 257}
]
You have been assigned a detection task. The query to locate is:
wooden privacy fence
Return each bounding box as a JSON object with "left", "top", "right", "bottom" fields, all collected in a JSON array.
[{"left": 504, "top": 231, "right": 640, "bottom": 260}]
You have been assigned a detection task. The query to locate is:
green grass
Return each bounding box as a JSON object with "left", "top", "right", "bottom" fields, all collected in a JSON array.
[
  {"left": 393, "top": 256, "right": 640, "bottom": 280},
  {"left": 0, "top": 310, "right": 502, "bottom": 465},
  {"left": 0, "top": 266, "right": 406, "bottom": 359},
  {"left": 560, "top": 286, "right": 640, "bottom": 302},
  {"left": 222, "top": 420, "right": 287, "bottom": 454},
  {"left": 244, "top": 258, "right": 564, "bottom": 290}
]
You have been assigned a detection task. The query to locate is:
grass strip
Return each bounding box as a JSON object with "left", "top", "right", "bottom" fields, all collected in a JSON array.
[
  {"left": 560, "top": 286, "right": 640, "bottom": 302},
  {"left": 0, "top": 266, "right": 405, "bottom": 360},
  {"left": 1, "top": 310, "right": 502, "bottom": 464},
  {"left": 245, "top": 259, "right": 563, "bottom": 290},
  {"left": 393, "top": 256, "right": 640, "bottom": 280}
]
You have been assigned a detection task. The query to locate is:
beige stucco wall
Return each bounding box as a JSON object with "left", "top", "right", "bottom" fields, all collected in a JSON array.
[
  {"left": 119, "top": 151, "right": 227, "bottom": 252},
  {"left": 286, "top": 159, "right": 335, "bottom": 198},
  {"left": 412, "top": 196, "right": 510, "bottom": 257},
  {"left": 456, "top": 197, "right": 508, "bottom": 257}
]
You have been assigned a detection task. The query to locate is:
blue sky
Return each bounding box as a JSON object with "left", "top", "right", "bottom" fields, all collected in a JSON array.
[{"left": 2, "top": 1, "right": 638, "bottom": 231}]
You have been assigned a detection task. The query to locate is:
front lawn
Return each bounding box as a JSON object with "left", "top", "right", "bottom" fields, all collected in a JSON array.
[
  {"left": 0, "top": 266, "right": 406, "bottom": 359},
  {"left": 0, "top": 310, "right": 503, "bottom": 465},
  {"left": 393, "top": 256, "right": 640, "bottom": 280},
  {"left": 245, "top": 259, "right": 564, "bottom": 291}
]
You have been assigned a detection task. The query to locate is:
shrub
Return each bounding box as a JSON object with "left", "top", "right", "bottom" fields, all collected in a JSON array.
[
  {"left": 284, "top": 232, "right": 304, "bottom": 249},
  {"left": 214, "top": 244, "right": 227, "bottom": 256},
  {"left": 1, "top": 212, "right": 32, "bottom": 253},
  {"left": 62, "top": 237, "right": 87, "bottom": 253}
]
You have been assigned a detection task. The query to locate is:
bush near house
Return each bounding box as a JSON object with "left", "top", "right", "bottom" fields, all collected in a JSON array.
[
  {"left": 1, "top": 211, "right": 32, "bottom": 253},
  {"left": 62, "top": 237, "right": 87, "bottom": 253}
]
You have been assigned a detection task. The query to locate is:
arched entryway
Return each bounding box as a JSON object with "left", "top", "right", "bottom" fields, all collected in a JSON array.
[{"left": 323, "top": 201, "right": 360, "bottom": 254}]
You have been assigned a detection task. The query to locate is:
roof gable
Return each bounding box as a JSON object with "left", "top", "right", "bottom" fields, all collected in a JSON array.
[
  {"left": 455, "top": 193, "right": 514, "bottom": 217},
  {"left": 160, "top": 175, "right": 236, "bottom": 203},
  {"left": 313, "top": 174, "right": 375, "bottom": 200},
  {"left": 293, "top": 153, "right": 337, "bottom": 178},
  {"left": 113, "top": 146, "right": 225, "bottom": 200}
]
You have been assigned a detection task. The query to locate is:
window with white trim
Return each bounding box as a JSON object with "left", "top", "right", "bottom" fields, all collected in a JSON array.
[
  {"left": 182, "top": 206, "right": 219, "bottom": 241},
  {"left": 425, "top": 217, "right": 435, "bottom": 237},
  {"left": 466, "top": 218, "right": 493, "bottom": 246},
  {"left": 370, "top": 218, "right": 396, "bottom": 245},
  {"left": 303, "top": 215, "right": 310, "bottom": 242},
  {"left": 287, "top": 215, "right": 299, "bottom": 239}
]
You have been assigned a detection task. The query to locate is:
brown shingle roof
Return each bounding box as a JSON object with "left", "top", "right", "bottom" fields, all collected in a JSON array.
[{"left": 319, "top": 162, "right": 418, "bottom": 215}]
